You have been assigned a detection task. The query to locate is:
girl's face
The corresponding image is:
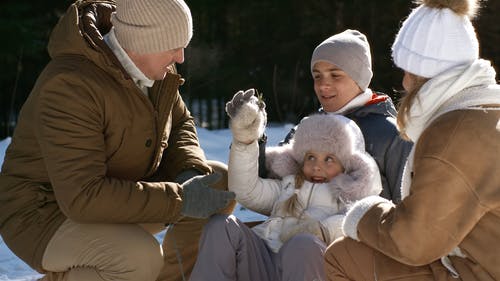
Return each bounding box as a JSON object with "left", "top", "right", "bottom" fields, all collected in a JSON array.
[
  {"left": 302, "top": 150, "right": 344, "bottom": 183},
  {"left": 312, "top": 61, "right": 362, "bottom": 112},
  {"left": 127, "top": 48, "right": 185, "bottom": 80}
]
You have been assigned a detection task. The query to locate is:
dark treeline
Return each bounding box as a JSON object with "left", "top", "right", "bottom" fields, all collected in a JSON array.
[{"left": 1, "top": 0, "right": 499, "bottom": 138}]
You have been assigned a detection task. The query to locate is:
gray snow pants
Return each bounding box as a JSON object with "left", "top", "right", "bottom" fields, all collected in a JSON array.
[{"left": 189, "top": 214, "right": 326, "bottom": 281}]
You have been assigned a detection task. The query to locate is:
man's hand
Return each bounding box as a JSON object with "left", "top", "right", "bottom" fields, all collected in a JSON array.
[{"left": 180, "top": 173, "right": 235, "bottom": 218}]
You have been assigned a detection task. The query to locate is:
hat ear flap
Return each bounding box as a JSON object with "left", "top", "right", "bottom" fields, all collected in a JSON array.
[
  {"left": 265, "top": 144, "right": 300, "bottom": 179},
  {"left": 332, "top": 152, "right": 382, "bottom": 202}
]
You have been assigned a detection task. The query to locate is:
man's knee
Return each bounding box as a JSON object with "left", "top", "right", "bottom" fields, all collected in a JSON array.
[
  {"left": 119, "top": 232, "right": 164, "bottom": 280},
  {"left": 41, "top": 224, "right": 164, "bottom": 281}
]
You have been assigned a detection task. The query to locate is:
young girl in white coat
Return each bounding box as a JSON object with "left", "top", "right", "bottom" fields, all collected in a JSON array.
[{"left": 189, "top": 89, "right": 382, "bottom": 281}]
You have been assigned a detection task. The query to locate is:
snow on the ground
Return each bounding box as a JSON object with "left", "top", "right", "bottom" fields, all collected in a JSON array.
[{"left": 0, "top": 123, "right": 294, "bottom": 280}]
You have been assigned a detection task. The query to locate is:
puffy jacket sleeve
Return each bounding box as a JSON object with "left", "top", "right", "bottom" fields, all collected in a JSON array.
[
  {"left": 229, "top": 141, "right": 282, "bottom": 215},
  {"left": 34, "top": 73, "right": 183, "bottom": 223},
  {"left": 160, "top": 88, "right": 211, "bottom": 180}
]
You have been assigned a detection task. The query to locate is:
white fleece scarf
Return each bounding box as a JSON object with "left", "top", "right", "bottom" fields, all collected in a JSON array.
[{"left": 401, "top": 59, "right": 500, "bottom": 199}]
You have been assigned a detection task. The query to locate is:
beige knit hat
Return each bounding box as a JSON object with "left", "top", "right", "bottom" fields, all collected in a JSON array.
[{"left": 111, "top": 0, "right": 193, "bottom": 54}]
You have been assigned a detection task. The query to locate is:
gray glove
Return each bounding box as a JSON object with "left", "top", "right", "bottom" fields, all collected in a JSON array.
[
  {"left": 180, "top": 173, "right": 235, "bottom": 218},
  {"left": 225, "top": 89, "right": 267, "bottom": 144}
]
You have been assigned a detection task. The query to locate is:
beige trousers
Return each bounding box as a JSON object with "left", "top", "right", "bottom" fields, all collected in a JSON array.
[
  {"left": 324, "top": 237, "right": 456, "bottom": 281},
  {"left": 40, "top": 160, "right": 235, "bottom": 281},
  {"left": 41, "top": 220, "right": 165, "bottom": 281}
]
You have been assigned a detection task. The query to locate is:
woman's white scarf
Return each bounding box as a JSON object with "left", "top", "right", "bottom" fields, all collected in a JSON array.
[
  {"left": 401, "top": 59, "right": 500, "bottom": 199},
  {"left": 399, "top": 59, "right": 500, "bottom": 277}
]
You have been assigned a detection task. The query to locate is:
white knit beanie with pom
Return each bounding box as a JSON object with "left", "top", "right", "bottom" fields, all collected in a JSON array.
[{"left": 392, "top": 0, "right": 479, "bottom": 78}]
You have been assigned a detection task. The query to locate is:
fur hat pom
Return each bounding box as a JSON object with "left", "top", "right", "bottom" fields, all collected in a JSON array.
[
  {"left": 420, "top": 0, "right": 479, "bottom": 18},
  {"left": 265, "top": 144, "right": 300, "bottom": 178},
  {"left": 332, "top": 153, "right": 382, "bottom": 202}
]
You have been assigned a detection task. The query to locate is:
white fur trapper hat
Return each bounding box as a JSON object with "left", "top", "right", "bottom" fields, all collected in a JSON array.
[{"left": 266, "top": 114, "right": 382, "bottom": 201}]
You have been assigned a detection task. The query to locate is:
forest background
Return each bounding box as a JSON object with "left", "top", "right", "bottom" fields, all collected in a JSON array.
[{"left": 1, "top": 0, "right": 499, "bottom": 139}]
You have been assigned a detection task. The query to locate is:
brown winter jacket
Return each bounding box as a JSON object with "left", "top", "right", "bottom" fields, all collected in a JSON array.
[
  {"left": 356, "top": 109, "right": 500, "bottom": 280},
  {"left": 0, "top": 1, "right": 211, "bottom": 273}
]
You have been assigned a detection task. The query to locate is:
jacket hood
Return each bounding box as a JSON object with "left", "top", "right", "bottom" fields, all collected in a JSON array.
[{"left": 47, "top": 1, "right": 128, "bottom": 79}]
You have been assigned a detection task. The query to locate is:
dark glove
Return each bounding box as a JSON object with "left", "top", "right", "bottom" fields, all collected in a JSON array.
[
  {"left": 225, "top": 89, "right": 267, "bottom": 144},
  {"left": 180, "top": 173, "right": 235, "bottom": 218}
]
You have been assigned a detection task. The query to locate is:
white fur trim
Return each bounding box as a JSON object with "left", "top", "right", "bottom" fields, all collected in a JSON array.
[
  {"left": 342, "top": 195, "right": 392, "bottom": 241},
  {"left": 265, "top": 144, "right": 299, "bottom": 178}
]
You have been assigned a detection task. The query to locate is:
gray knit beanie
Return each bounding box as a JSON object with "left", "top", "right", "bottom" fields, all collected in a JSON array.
[
  {"left": 310, "top": 29, "right": 373, "bottom": 91},
  {"left": 111, "top": 0, "right": 193, "bottom": 54}
]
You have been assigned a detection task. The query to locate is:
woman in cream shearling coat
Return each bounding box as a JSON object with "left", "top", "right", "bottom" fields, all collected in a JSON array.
[{"left": 324, "top": 0, "right": 500, "bottom": 280}]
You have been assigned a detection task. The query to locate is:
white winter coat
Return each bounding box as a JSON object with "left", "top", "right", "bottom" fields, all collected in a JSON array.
[{"left": 228, "top": 140, "right": 381, "bottom": 252}]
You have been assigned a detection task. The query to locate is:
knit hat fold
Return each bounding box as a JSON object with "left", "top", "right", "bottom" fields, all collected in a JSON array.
[{"left": 111, "top": 0, "right": 193, "bottom": 54}]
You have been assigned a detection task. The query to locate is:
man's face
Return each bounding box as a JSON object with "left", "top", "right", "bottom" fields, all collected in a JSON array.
[
  {"left": 312, "top": 61, "right": 362, "bottom": 112},
  {"left": 128, "top": 48, "right": 185, "bottom": 80}
]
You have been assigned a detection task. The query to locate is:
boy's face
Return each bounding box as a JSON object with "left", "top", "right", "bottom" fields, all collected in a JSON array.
[
  {"left": 127, "top": 47, "right": 185, "bottom": 80},
  {"left": 312, "top": 61, "right": 362, "bottom": 112},
  {"left": 302, "top": 150, "right": 344, "bottom": 183}
]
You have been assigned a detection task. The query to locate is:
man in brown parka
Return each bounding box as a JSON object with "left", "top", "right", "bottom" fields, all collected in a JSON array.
[{"left": 0, "top": 0, "right": 235, "bottom": 280}]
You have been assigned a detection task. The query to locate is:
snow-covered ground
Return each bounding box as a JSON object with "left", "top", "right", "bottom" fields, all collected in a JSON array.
[{"left": 0, "top": 123, "right": 294, "bottom": 280}]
